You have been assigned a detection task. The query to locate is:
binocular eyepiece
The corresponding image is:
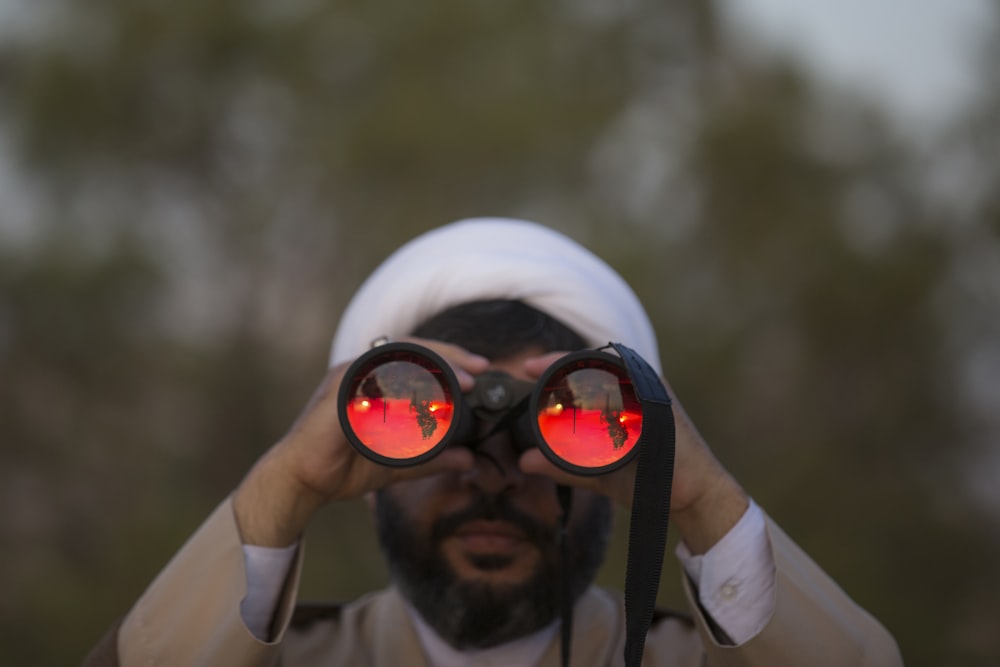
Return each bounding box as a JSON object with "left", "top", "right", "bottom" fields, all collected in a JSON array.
[{"left": 336, "top": 342, "right": 646, "bottom": 475}]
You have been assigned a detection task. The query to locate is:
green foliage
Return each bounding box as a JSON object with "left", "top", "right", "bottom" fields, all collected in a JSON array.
[{"left": 1, "top": 2, "right": 998, "bottom": 665}]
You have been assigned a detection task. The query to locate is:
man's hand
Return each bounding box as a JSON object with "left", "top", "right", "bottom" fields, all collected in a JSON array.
[
  {"left": 232, "top": 340, "right": 490, "bottom": 547},
  {"left": 517, "top": 352, "right": 749, "bottom": 554}
]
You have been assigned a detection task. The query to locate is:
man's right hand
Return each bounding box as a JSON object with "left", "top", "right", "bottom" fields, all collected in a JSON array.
[{"left": 232, "top": 340, "right": 490, "bottom": 547}]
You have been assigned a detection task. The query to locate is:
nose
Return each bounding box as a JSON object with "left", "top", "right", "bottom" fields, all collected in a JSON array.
[{"left": 460, "top": 428, "right": 526, "bottom": 494}]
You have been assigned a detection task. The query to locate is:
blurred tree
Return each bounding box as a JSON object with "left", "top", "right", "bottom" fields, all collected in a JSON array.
[
  {"left": 0, "top": 0, "right": 997, "bottom": 665},
  {"left": 566, "top": 12, "right": 1000, "bottom": 665},
  {"left": 642, "top": 61, "right": 999, "bottom": 666},
  {"left": 902, "top": 5, "right": 1000, "bottom": 661}
]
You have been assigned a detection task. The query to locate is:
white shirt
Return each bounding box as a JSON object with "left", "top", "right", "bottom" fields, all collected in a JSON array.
[{"left": 240, "top": 499, "right": 775, "bottom": 654}]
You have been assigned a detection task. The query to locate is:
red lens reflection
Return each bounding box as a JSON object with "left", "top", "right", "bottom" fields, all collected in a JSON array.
[
  {"left": 536, "top": 363, "right": 642, "bottom": 468},
  {"left": 344, "top": 359, "right": 455, "bottom": 459}
]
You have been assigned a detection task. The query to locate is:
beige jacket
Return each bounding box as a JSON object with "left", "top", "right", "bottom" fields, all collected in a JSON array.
[{"left": 83, "top": 498, "right": 903, "bottom": 666}]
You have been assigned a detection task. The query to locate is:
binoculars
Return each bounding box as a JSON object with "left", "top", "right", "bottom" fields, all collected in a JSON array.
[{"left": 336, "top": 341, "right": 648, "bottom": 475}]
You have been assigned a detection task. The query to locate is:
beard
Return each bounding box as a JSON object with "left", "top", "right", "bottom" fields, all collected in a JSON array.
[{"left": 374, "top": 488, "right": 612, "bottom": 650}]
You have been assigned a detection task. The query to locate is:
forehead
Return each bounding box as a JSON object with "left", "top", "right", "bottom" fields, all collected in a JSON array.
[{"left": 410, "top": 300, "right": 588, "bottom": 361}]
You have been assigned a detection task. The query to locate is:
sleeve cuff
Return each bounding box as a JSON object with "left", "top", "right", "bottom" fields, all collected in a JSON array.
[
  {"left": 675, "top": 499, "right": 776, "bottom": 645},
  {"left": 240, "top": 542, "right": 300, "bottom": 640}
]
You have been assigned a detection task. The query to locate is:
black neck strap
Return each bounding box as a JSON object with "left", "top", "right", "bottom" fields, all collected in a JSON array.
[
  {"left": 610, "top": 343, "right": 675, "bottom": 667},
  {"left": 557, "top": 484, "right": 573, "bottom": 667}
]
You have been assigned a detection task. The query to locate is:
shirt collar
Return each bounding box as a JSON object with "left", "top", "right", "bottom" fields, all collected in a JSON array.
[{"left": 404, "top": 601, "right": 559, "bottom": 667}]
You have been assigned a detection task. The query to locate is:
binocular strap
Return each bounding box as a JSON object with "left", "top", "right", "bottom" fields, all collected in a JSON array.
[
  {"left": 557, "top": 484, "right": 573, "bottom": 667},
  {"left": 612, "top": 344, "right": 676, "bottom": 667}
]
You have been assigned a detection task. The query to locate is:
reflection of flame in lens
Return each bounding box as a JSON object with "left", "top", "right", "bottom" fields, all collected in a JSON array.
[
  {"left": 347, "top": 398, "right": 454, "bottom": 458},
  {"left": 346, "top": 358, "right": 455, "bottom": 460},
  {"left": 537, "top": 363, "right": 642, "bottom": 468},
  {"left": 538, "top": 407, "right": 642, "bottom": 467}
]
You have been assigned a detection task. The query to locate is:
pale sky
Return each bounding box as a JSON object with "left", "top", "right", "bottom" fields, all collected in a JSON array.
[
  {"left": 717, "top": 0, "right": 994, "bottom": 134},
  {"left": 0, "top": 0, "right": 993, "bottom": 248},
  {"left": 0, "top": 0, "right": 991, "bottom": 131}
]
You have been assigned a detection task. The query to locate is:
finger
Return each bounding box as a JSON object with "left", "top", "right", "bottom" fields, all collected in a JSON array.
[
  {"left": 288, "top": 363, "right": 352, "bottom": 438},
  {"left": 390, "top": 447, "right": 475, "bottom": 484},
  {"left": 521, "top": 351, "right": 570, "bottom": 379},
  {"left": 518, "top": 448, "right": 597, "bottom": 491},
  {"left": 520, "top": 448, "right": 636, "bottom": 507},
  {"left": 400, "top": 337, "right": 491, "bottom": 390}
]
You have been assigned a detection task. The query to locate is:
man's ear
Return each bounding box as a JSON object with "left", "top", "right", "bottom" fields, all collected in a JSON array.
[{"left": 364, "top": 490, "right": 377, "bottom": 511}]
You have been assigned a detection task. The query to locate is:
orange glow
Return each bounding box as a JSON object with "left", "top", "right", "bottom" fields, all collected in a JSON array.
[
  {"left": 537, "top": 407, "right": 642, "bottom": 467},
  {"left": 346, "top": 398, "right": 455, "bottom": 458}
]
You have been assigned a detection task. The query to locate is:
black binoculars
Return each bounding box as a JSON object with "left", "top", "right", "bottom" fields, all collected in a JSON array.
[{"left": 336, "top": 341, "right": 648, "bottom": 475}]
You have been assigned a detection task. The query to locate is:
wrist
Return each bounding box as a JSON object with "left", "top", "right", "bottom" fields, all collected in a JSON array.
[
  {"left": 233, "top": 450, "right": 325, "bottom": 547},
  {"left": 671, "top": 472, "right": 749, "bottom": 555}
]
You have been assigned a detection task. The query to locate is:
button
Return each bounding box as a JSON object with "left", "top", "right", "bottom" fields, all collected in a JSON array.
[{"left": 719, "top": 578, "right": 741, "bottom": 600}]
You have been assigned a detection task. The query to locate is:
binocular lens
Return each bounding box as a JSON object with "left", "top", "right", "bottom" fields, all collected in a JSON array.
[
  {"left": 338, "top": 342, "right": 646, "bottom": 473},
  {"left": 341, "top": 349, "right": 458, "bottom": 462},
  {"left": 535, "top": 358, "right": 642, "bottom": 472}
]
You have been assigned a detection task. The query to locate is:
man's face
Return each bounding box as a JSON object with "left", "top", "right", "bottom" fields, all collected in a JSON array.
[{"left": 373, "top": 351, "right": 613, "bottom": 649}]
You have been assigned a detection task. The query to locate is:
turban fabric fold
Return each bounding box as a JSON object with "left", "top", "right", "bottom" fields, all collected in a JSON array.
[{"left": 330, "top": 218, "right": 661, "bottom": 373}]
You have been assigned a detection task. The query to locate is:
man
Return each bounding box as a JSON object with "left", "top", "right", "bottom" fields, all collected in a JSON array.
[{"left": 85, "top": 218, "right": 903, "bottom": 666}]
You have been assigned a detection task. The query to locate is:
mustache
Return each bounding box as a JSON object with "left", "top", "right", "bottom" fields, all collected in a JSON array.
[{"left": 430, "top": 494, "right": 555, "bottom": 547}]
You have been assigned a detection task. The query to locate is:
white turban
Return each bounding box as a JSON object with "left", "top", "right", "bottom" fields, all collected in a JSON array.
[{"left": 329, "top": 218, "right": 661, "bottom": 373}]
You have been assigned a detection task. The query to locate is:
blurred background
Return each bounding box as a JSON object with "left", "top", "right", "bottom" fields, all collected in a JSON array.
[{"left": 1, "top": 0, "right": 998, "bottom": 664}]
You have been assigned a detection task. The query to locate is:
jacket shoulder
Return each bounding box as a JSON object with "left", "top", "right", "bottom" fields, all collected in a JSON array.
[{"left": 289, "top": 602, "right": 346, "bottom": 630}]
